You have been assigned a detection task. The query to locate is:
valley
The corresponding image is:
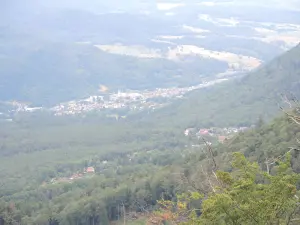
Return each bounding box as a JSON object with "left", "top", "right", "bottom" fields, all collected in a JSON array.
[
  {"left": 1, "top": 0, "right": 300, "bottom": 106},
  {"left": 0, "top": 1, "right": 300, "bottom": 225},
  {"left": 1, "top": 77, "right": 229, "bottom": 117}
]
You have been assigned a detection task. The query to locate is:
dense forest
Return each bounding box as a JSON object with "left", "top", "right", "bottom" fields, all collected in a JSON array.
[
  {"left": 151, "top": 106, "right": 300, "bottom": 224},
  {"left": 0, "top": 100, "right": 299, "bottom": 224}
]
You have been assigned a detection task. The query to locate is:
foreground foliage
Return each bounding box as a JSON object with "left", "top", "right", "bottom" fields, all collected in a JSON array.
[{"left": 156, "top": 152, "right": 300, "bottom": 225}]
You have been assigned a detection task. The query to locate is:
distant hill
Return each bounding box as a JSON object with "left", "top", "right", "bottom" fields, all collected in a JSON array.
[
  {"left": 141, "top": 43, "right": 300, "bottom": 128},
  {"left": 0, "top": 40, "right": 226, "bottom": 106},
  {"left": 1, "top": 1, "right": 298, "bottom": 107},
  {"left": 0, "top": 7, "right": 228, "bottom": 106}
]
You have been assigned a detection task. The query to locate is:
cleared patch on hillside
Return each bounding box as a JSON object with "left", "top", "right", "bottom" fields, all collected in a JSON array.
[
  {"left": 95, "top": 44, "right": 261, "bottom": 71},
  {"left": 159, "top": 35, "right": 184, "bottom": 40},
  {"left": 156, "top": 3, "right": 185, "bottom": 10},
  {"left": 167, "top": 45, "right": 261, "bottom": 70},
  {"left": 95, "top": 44, "right": 162, "bottom": 58},
  {"left": 253, "top": 26, "right": 300, "bottom": 49},
  {"left": 198, "top": 14, "right": 300, "bottom": 48},
  {"left": 182, "top": 25, "right": 210, "bottom": 34},
  {"left": 199, "top": 14, "right": 240, "bottom": 27}
]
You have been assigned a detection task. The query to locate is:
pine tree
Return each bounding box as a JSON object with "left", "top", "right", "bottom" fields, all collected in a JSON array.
[{"left": 155, "top": 152, "right": 300, "bottom": 225}]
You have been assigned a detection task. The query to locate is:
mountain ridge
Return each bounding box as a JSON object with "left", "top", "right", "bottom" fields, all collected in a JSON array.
[{"left": 140, "top": 43, "right": 300, "bottom": 128}]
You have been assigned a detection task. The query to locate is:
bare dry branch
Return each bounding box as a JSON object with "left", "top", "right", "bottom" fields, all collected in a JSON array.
[
  {"left": 201, "top": 137, "right": 217, "bottom": 170},
  {"left": 281, "top": 94, "right": 293, "bottom": 108},
  {"left": 265, "top": 147, "right": 300, "bottom": 173},
  {"left": 201, "top": 165, "right": 216, "bottom": 193}
]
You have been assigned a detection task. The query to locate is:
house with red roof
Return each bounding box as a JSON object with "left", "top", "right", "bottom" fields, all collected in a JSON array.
[
  {"left": 86, "top": 167, "right": 95, "bottom": 173},
  {"left": 218, "top": 136, "right": 227, "bottom": 143},
  {"left": 199, "top": 129, "right": 209, "bottom": 135}
]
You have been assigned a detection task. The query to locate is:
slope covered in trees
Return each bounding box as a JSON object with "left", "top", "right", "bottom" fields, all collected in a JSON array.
[
  {"left": 0, "top": 103, "right": 300, "bottom": 224},
  {"left": 220, "top": 112, "right": 300, "bottom": 172},
  {"left": 142, "top": 43, "right": 300, "bottom": 128},
  {"left": 155, "top": 152, "right": 300, "bottom": 225},
  {"left": 152, "top": 106, "right": 300, "bottom": 225}
]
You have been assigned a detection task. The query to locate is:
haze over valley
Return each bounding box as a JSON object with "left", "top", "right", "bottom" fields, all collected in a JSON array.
[
  {"left": 1, "top": 0, "right": 300, "bottom": 110},
  {"left": 1, "top": 1, "right": 300, "bottom": 225}
]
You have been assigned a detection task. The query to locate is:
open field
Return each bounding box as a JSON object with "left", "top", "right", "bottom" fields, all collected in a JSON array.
[{"left": 95, "top": 44, "right": 261, "bottom": 71}]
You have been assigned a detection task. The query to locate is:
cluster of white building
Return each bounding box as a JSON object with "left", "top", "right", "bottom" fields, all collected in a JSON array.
[{"left": 51, "top": 78, "right": 229, "bottom": 116}]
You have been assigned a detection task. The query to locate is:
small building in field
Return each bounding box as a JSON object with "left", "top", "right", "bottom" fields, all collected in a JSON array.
[
  {"left": 199, "top": 129, "right": 209, "bottom": 135},
  {"left": 184, "top": 128, "right": 195, "bottom": 136},
  {"left": 218, "top": 136, "right": 227, "bottom": 143},
  {"left": 86, "top": 167, "right": 95, "bottom": 173}
]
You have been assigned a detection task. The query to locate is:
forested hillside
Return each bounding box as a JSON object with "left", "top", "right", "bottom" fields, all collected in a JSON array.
[
  {"left": 143, "top": 43, "right": 300, "bottom": 128},
  {"left": 221, "top": 112, "right": 300, "bottom": 171},
  {"left": 151, "top": 107, "right": 300, "bottom": 225},
  {"left": 0, "top": 114, "right": 191, "bottom": 224},
  {"left": 0, "top": 102, "right": 299, "bottom": 224}
]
